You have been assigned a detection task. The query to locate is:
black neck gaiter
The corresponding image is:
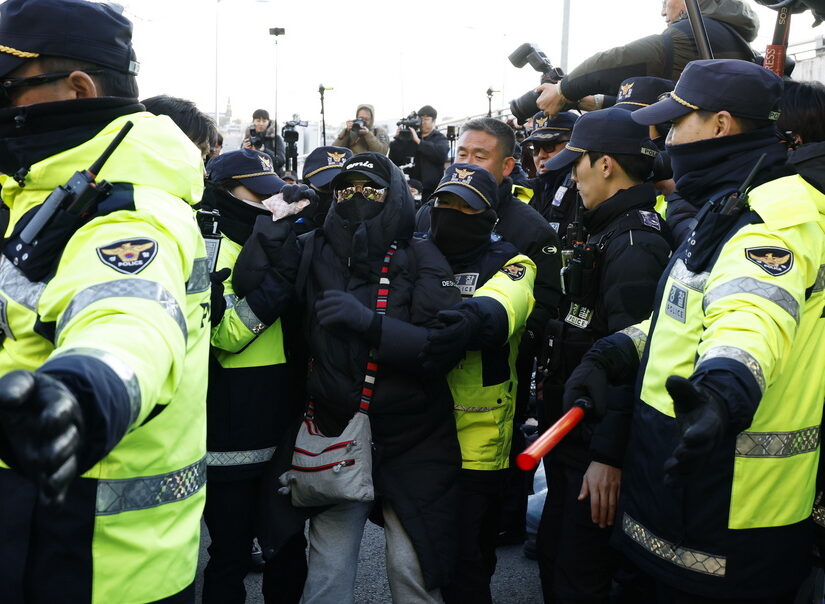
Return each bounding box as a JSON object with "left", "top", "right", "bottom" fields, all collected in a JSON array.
[
  {"left": 430, "top": 207, "right": 497, "bottom": 258},
  {"left": 668, "top": 127, "right": 787, "bottom": 207},
  {"left": 334, "top": 193, "right": 384, "bottom": 223}
]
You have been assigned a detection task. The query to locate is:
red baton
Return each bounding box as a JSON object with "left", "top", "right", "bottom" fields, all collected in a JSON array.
[{"left": 516, "top": 399, "right": 592, "bottom": 471}]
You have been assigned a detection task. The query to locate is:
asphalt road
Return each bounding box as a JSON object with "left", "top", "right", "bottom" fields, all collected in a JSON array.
[{"left": 195, "top": 520, "right": 543, "bottom": 603}]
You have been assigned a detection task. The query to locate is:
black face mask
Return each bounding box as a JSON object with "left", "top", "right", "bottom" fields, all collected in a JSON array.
[
  {"left": 430, "top": 207, "right": 497, "bottom": 258},
  {"left": 335, "top": 193, "right": 384, "bottom": 223}
]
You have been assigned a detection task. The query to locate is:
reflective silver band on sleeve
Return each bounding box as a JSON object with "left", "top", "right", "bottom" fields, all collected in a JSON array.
[
  {"left": 812, "top": 492, "right": 825, "bottom": 528},
  {"left": 703, "top": 277, "right": 799, "bottom": 323},
  {"left": 618, "top": 326, "right": 647, "bottom": 360},
  {"left": 95, "top": 457, "right": 206, "bottom": 515},
  {"left": 185, "top": 257, "right": 210, "bottom": 294},
  {"left": 206, "top": 446, "right": 276, "bottom": 466},
  {"left": 0, "top": 255, "right": 46, "bottom": 310},
  {"left": 696, "top": 346, "right": 766, "bottom": 394},
  {"left": 622, "top": 513, "right": 726, "bottom": 577},
  {"left": 233, "top": 298, "right": 267, "bottom": 334},
  {"left": 670, "top": 259, "right": 709, "bottom": 292},
  {"left": 224, "top": 294, "right": 239, "bottom": 309},
  {"left": 454, "top": 405, "right": 499, "bottom": 412},
  {"left": 813, "top": 265, "right": 825, "bottom": 294},
  {"left": 56, "top": 279, "right": 188, "bottom": 342},
  {"left": 49, "top": 347, "right": 142, "bottom": 427},
  {"left": 735, "top": 425, "right": 819, "bottom": 458}
]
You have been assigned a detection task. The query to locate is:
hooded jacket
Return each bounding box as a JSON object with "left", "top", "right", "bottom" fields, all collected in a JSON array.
[
  {"left": 242, "top": 152, "right": 463, "bottom": 589},
  {"left": 332, "top": 103, "right": 390, "bottom": 155},
  {"left": 560, "top": 0, "right": 759, "bottom": 102},
  {"left": 0, "top": 100, "right": 209, "bottom": 603}
]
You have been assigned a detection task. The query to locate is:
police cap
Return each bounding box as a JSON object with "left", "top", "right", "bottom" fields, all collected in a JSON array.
[
  {"left": 302, "top": 146, "right": 353, "bottom": 189},
  {"left": 0, "top": 0, "right": 139, "bottom": 78},
  {"left": 631, "top": 59, "right": 783, "bottom": 125},
  {"left": 545, "top": 107, "right": 658, "bottom": 172},
  {"left": 430, "top": 163, "right": 496, "bottom": 210},
  {"left": 206, "top": 149, "right": 285, "bottom": 196},
  {"left": 523, "top": 111, "right": 578, "bottom": 144},
  {"left": 614, "top": 76, "right": 675, "bottom": 111}
]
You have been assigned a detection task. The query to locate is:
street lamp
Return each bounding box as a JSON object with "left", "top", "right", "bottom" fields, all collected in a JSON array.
[{"left": 269, "top": 27, "right": 285, "bottom": 128}]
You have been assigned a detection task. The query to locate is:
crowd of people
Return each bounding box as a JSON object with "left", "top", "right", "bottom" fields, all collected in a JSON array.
[{"left": 0, "top": 0, "right": 824, "bottom": 603}]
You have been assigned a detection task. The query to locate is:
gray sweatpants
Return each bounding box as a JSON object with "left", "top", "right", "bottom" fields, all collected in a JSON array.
[{"left": 300, "top": 500, "right": 443, "bottom": 604}]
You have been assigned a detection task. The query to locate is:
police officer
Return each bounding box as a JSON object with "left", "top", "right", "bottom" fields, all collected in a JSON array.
[
  {"left": 0, "top": 1, "right": 209, "bottom": 602},
  {"left": 524, "top": 111, "right": 580, "bottom": 240},
  {"left": 425, "top": 164, "right": 536, "bottom": 603},
  {"left": 568, "top": 59, "right": 825, "bottom": 602},
  {"left": 610, "top": 76, "right": 677, "bottom": 219},
  {"left": 200, "top": 149, "right": 302, "bottom": 603},
  {"left": 535, "top": 107, "right": 672, "bottom": 603}
]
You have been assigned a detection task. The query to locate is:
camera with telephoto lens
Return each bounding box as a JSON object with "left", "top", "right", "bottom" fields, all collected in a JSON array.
[
  {"left": 351, "top": 117, "right": 367, "bottom": 132},
  {"left": 396, "top": 111, "right": 422, "bottom": 140},
  {"left": 508, "top": 42, "right": 566, "bottom": 124},
  {"left": 282, "top": 119, "right": 308, "bottom": 144}
]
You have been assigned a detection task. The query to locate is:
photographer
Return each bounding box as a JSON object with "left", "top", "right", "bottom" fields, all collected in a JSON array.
[
  {"left": 389, "top": 105, "right": 449, "bottom": 200},
  {"left": 332, "top": 104, "right": 390, "bottom": 154},
  {"left": 535, "top": 0, "right": 760, "bottom": 117},
  {"left": 243, "top": 108, "right": 286, "bottom": 175}
]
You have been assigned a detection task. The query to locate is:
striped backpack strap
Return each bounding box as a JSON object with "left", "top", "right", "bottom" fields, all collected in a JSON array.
[{"left": 359, "top": 241, "right": 398, "bottom": 414}]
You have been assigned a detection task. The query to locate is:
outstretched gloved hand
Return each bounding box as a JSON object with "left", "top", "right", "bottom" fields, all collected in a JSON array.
[
  {"left": 663, "top": 375, "right": 729, "bottom": 486},
  {"left": 0, "top": 371, "right": 85, "bottom": 507}
]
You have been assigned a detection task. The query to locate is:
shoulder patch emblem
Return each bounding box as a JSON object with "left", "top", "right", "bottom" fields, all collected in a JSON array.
[
  {"left": 500, "top": 263, "right": 526, "bottom": 281},
  {"left": 745, "top": 246, "right": 793, "bottom": 277},
  {"left": 542, "top": 245, "right": 558, "bottom": 255},
  {"left": 638, "top": 210, "right": 661, "bottom": 230},
  {"left": 97, "top": 238, "right": 158, "bottom": 274}
]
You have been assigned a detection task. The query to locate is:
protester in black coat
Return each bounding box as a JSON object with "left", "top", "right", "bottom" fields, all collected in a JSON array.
[{"left": 236, "top": 152, "right": 465, "bottom": 601}]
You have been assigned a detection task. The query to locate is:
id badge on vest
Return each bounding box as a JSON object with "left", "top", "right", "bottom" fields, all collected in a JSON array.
[
  {"left": 564, "top": 302, "right": 594, "bottom": 328},
  {"left": 454, "top": 272, "right": 480, "bottom": 298}
]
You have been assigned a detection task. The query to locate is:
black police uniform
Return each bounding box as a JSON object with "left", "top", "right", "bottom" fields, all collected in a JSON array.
[
  {"left": 538, "top": 183, "right": 671, "bottom": 602},
  {"left": 535, "top": 107, "right": 672, "bottom": 603}
]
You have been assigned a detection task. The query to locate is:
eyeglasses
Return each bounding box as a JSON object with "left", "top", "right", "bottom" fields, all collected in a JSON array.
[
  {"left": 335, "top": 184, "right": 387, "bottom": 202},
  {"left": 0, "top": 69, "right": 105, "bottom": 105}
]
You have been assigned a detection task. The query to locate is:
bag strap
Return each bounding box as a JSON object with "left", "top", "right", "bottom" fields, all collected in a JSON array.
[
  {"left": 304, "top": 240, "right": 398, "bottom": 421},
  {"left": 358, "top": 241, "right": 398, "bottom": 415}
]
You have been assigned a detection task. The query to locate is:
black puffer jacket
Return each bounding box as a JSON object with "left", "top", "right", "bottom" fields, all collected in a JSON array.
[{"left": 242, "top": 152, "right": 463, "bottom": 590}]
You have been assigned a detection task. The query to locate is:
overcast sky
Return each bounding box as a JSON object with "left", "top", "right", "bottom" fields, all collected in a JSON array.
[{"left": 118, "top": 0, "right": 822, "bottom": 130}]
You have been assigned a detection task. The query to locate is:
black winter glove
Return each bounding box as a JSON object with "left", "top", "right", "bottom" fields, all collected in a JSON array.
[
  {"left": 663, "top": 375, "right": 729, "bottom": 487},
  {"left": 281, "top": 183, "right": 320, "bottom": 206},
  {"left": 562, "top": 356, "right": 607, "bottom": 422},
  {"left": 0, "top": 371, "right": 84, "bottom": 507},
  {"left": 315, "top": 290, "right": 376, "bottom": 335},
  {"left": 209, "top": 267, "right": 231, "bottom": 325},
  {"left": 421, "top": 309, "right": 480, "bottom": 374},
  {"left": 245, "top": 270, "right": 294, "bottom": 327}
]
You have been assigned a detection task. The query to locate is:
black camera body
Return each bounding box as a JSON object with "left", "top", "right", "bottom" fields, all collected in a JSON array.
[
  {"left": 396, "top": 111, "right": 421, "bottom": 140},
  {"left": 247, "top": 126, "right": 266, "bottom": 150},
  {"left": 282, "top": 119, "right": 308, "bottom": 144},
  {"left": 508, "top": 43, "right": 566, "bottom": 124},
  {"left": 351, "top": 117, "right": 367, "bottom": 132}
]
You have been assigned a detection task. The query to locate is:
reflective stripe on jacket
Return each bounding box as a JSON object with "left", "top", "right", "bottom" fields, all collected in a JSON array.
[{"left": 0, "top": 112, "right": 208, "bottom": 604}]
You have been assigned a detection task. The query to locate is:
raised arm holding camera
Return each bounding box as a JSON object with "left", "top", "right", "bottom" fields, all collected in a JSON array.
[
  {"left": 533, "top": 0, "right": 761, "bottom": 117},
  {"left": 389, "top": 105, "right": 449, "bottom": 200},
  {"left": 332, "top": 103, "right": 390, "bottom": 155}
]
